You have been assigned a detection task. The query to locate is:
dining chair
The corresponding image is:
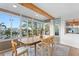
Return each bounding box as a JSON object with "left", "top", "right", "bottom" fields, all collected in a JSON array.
[
  {"left": 37, "top": 36, "right": 55, "bottom": 56},
  {"left": 11, "top": 40, "right": 28, "bottom": 56}
]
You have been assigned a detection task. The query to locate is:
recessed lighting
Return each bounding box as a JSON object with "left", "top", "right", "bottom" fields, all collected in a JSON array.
[
  {"left": 36, "top": 14, "right": 38, "bottom": 16},
  {"left": 13, "top": 5, "right": 17, "bottom": 8}
]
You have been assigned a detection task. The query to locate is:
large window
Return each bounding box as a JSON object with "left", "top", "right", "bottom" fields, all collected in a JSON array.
[{"left": 0, "top": 12, "right": 47, "bottom": 40}]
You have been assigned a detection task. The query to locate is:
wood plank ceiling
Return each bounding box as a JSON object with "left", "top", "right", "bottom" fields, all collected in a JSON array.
[{"left": 20, "top": 3, "right": 55, "bottom": 20}]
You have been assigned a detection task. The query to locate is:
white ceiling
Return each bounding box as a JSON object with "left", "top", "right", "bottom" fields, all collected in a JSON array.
[
  {"left": 0, "top": 3, "right": 48, "bottom": 20},
  {"left": 0, "top": 3, "right": 79, "bottom": 20},
  {"left": 34, "top": 3, "right": 79, "bottom": 20}
]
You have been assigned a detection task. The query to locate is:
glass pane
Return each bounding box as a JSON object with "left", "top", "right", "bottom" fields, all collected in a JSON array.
[
  {"left": 37, "top": 22, "right": 42, "bottom": 35},
  {"left": 28, "top": 20, "right": 32, "bottom": 37},
  {"left": 0, "top": 12, "right": 20, "bottom": 40},
  {"left": 33, "top": 21, "right": 37, "bottom": 36},
  {"left": 11, "top": 16, "right": 20, "bottom": 38},
  {"left": 21, "top": 18, "right": 28, "bottom": 37},
  {"left": 0, "top": 12, "right": 11, "bottom": 39},
  {"left": 45, "top": 23, "right": 50, "bottom": 35}
]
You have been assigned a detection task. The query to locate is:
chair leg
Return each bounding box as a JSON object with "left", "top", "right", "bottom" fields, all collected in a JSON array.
[
  {"left": 12, "top": 51, "right": 15, "bottom": 56},
  {"left": 48, "top": 45, "right": 51, "bottom": 56},
  {"left": 12, "top": 52, "right": 13, "bottom": 56},
  {"left": 41, "top": 46, "right": 43, "bottom": 56},
  {"left": 24, "top": 50, "right": 29, "bottom": 56},
  {"left": 51, "top": 44, "right": 54, "bottom": 55}
]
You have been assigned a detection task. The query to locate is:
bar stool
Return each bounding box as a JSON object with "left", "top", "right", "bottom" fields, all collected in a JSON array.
[{"left": 11, "top": 40, "right": 28, "bottom": 56}]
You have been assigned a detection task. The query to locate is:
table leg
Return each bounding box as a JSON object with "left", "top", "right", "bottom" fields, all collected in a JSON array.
[
  {"left": 52, "top": 44, "right": 54, "bottom": 55},
  {"left": 35, "top": 44, "right": 36, "bottom": 56}
]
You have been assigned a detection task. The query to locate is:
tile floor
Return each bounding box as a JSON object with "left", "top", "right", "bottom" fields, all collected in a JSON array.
[
  {"left": 0, "top": 43, "right": 71, "bottom": 56},
  {"left": 0, "top": 36, "right": 79, "bottom": 56}
]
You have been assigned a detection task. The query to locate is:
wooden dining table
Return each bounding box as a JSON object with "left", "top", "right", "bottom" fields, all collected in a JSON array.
[{"left": 18, "top": 37, "right": 42, "bottom": 56}]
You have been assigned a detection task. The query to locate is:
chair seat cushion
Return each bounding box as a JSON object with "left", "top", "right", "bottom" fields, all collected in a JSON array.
[{"left": 16, "top": 46, "right": 28, "bottom": 55}]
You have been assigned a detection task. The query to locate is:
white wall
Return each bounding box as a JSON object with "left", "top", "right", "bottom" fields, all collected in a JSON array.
[
  {"left": 60, "top": 19, "right": 79, "bottom": 48},
  {"left": 49, "top": 20, "right": 55, "bottom": 36}
]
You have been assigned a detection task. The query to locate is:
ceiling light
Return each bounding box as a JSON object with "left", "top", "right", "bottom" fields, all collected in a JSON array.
[
  {"left": 36, "top": 14, "right": 38, "bottom": 16},
  {"left": 13, "top": 5, "right": 17, "bottom": 8}
]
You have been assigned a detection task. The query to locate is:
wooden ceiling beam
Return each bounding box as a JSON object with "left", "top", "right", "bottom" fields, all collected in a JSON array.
[
  {"left": 20, "top": 3, "right": 55, "bottom": 20},
  {"left": 0, "top": 8, "right": 40, "bottom": 20}
]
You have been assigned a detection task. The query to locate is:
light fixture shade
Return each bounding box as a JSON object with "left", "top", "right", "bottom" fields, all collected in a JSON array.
[{"left": 13, "top": 5, "right": 17, "bottom": 8}]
